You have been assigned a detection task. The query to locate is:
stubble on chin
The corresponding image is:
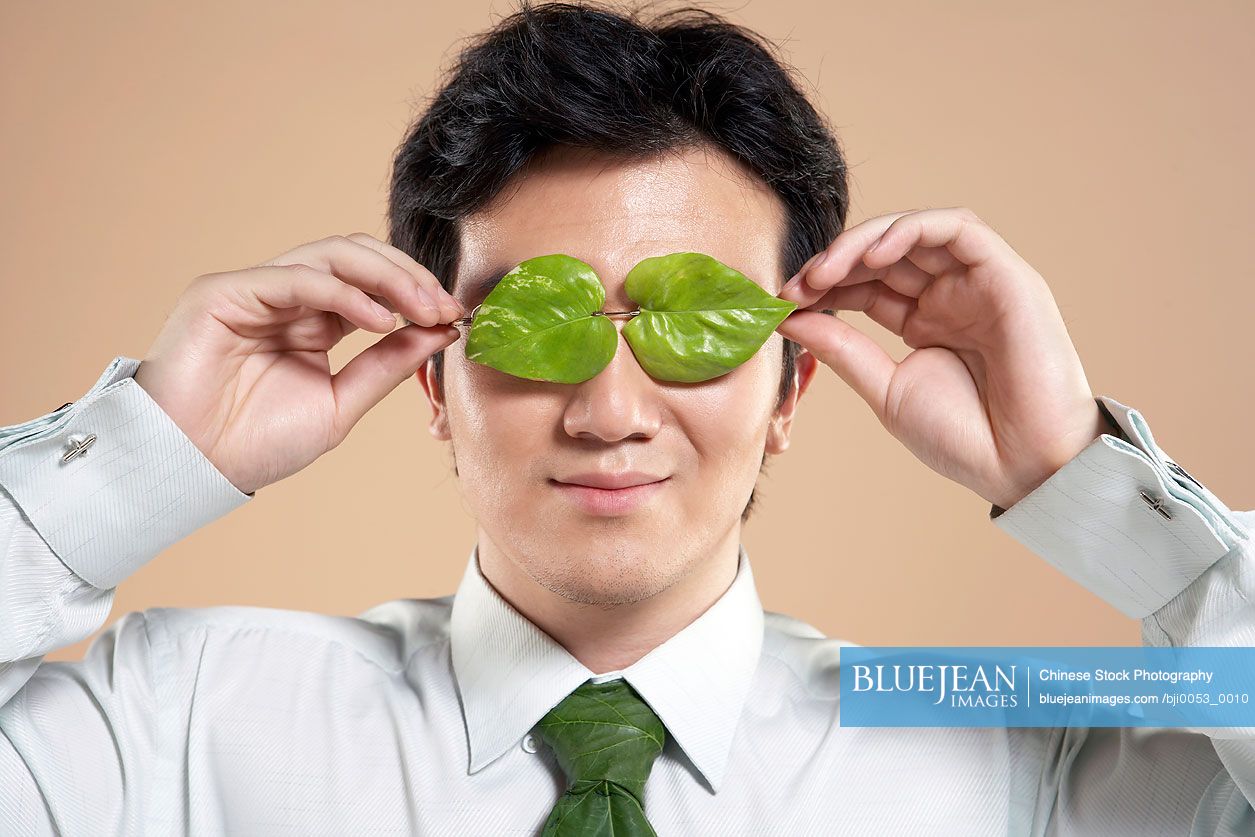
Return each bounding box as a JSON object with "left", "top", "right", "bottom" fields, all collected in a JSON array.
[{"left": 525, "top": 543, "right": 676, "bottom": 610}]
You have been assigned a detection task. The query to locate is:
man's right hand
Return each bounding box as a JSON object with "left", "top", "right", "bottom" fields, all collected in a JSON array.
[{"left": 132, "top": 233, "right": 463, "bottom": 496}]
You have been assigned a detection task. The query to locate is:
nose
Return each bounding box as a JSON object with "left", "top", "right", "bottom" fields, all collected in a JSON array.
[{"left": 561, "top": 319, "right": 663, "bottom": 443}]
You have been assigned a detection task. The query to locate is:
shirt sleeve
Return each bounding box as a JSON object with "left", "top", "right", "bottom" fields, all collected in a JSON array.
[
  {"left": 991, "top": 395, "right": 1255, "bottom": 835},
  {"left": 0, "top": 356, "right": 251, "bottom": 832}
]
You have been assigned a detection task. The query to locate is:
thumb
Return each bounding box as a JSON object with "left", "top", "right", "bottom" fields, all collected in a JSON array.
[
  {"left": 776, "top": 310, "right": 896, "bottom": 422},
  {"left": 331, "top": 324, "right": 460, "bottom": 436}
]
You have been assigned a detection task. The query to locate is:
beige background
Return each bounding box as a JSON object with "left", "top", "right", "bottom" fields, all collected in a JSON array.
[{"left": 1, "top": 2, "right": 1250, "bottom": 662}]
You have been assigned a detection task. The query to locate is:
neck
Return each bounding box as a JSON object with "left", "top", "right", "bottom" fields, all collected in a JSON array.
[{"left": 476, "top": 528, "right": 742, "bottom": 674}]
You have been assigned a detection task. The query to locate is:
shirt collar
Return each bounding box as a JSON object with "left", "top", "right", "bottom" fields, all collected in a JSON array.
[{"left": 448, "top": 542, "right": 765, "bottom": 794}]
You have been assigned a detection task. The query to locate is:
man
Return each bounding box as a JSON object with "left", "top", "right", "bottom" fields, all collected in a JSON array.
[{"left": 0, "top": 3, "right": 1251, "bottom": 834}]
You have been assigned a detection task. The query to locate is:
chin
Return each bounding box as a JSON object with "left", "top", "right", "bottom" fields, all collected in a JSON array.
[{"left": 524, "top": 540, "right": 676, "bottom": 607}]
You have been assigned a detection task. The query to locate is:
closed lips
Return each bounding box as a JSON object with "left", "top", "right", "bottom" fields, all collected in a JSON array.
[{"left": 553, "top": 473, "right": 668, "bottom": 489}]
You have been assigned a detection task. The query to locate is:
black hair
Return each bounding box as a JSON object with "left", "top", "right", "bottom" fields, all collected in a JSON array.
[{"left": 388, "top": 0, "right": 849, "bottom": 521}]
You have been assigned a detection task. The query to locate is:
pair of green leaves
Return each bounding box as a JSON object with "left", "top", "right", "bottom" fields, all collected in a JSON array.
[{"left": 464, "top": 252, "right": 797, "bottom": 384}]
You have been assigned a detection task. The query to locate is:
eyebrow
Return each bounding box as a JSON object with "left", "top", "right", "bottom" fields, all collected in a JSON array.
[{"left": 457, "top": 266, "right": 513, "bottom": 309}]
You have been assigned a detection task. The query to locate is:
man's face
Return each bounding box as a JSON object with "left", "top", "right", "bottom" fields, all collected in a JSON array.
[{"left": 419, "top": 144, "right": 814, "bottom": 606}]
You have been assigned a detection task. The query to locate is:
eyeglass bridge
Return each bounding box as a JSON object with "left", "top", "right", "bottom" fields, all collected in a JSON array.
[{"left": 447, "top": 303, "right": 642, "bottom": 327}]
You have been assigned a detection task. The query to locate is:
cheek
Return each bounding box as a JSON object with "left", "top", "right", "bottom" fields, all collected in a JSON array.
[
  {"left": 677, "top": 352, "right": 779, "bottom": 467},
  {"left": 444, "top": 360, "right": 554, "bottom": 484}
]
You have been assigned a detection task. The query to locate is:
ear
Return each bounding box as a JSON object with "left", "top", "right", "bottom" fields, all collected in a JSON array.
[
  {"left": 416, "top": 356, "right": 452, "bottom": 441},
  {"left": 765, "top": 347, "right": 818, "bottom": 455}
]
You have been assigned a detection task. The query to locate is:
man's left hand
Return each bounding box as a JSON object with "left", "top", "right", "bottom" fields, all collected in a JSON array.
[{"left": 775, "top": 207, "right": 1109, "bottom": 511}]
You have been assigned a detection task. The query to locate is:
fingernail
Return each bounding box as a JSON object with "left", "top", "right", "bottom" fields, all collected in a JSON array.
[
  {"left": 784, "top": 251, "right": 828, "bottom": 293},
  {"left": 444, "top": 291, "right": 465, "bottom": 315},
  {"left": 781, "top": 274, "right": 803, "bottom": 295},
  {"left": 372, "top": 301, "right": 394, "bottom": 321},
  {"left": 798, "top": 250, "right": 824, "bottom": 274}
]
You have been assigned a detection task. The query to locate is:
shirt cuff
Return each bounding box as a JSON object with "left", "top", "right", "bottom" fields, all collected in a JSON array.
[
  {"left": 988, "top": 395, "right": 1246, "bottom": 618},
  {"left": 0, "top": 356, "right": 252, "bottom": 589}
]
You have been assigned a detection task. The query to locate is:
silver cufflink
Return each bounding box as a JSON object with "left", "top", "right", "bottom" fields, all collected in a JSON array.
[
  {"left": 521, "top": 732, "right": 539, "bottom": 753},
  {"left": 1139, "top": 489, "right": 1172, "bottom": 520},
  {"left": 1165, "top": 460, "right": 1203, "bottom": 491},
  {"left": 62, "top": 433, "right": 97, "bottom": 463}
]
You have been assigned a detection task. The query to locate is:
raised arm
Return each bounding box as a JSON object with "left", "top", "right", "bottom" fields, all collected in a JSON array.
[
  {"left": 0, "top": 232, "right": 463, "bottom": 832},
  {"left": 0, "top": 357, "right": 251, "bottom": 705},
  {"left": 992, "top": 395, "right": 1254, "bottom": 835},
  {"left": 769, "top": 205, "right": 1251, "bottom": 833}
]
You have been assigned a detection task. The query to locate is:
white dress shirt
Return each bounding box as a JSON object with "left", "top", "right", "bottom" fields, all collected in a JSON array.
[{"left": 0, "top": 355, "right": 1252, "bottom": 836}]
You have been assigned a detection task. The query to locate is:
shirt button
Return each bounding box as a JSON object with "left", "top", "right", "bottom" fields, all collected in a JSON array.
[{"left": 522, "top": 733, "right": 539, "bottom": 753}]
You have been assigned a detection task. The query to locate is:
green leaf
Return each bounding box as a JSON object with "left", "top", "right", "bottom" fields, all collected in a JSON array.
[
  {"left": 464, "top": 254, "right": 618, "bottom": 384},
  {"left": 536, "top": 680, "right": 666, "bottom": 835},
  {"left": 622, "top": 252, "right": 797, "bottom": 383},
  {"left": 537, "top": 680, "right": 666, "bottom": 800},
  {"left": 540, "top": 779, "right": 657, "bottom": 836},
  {"left": 463, "top": 251, "right": 797, "bottom": 384}
]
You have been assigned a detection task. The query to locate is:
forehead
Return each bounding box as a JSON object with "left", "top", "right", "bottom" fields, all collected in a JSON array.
[{"left": 454, "top": 144, "right": 788, "bottom": 308}]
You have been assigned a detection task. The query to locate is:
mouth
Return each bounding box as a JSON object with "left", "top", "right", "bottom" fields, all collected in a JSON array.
[{"left": 548, "top": 475, "right": 670, "bottom": 516}]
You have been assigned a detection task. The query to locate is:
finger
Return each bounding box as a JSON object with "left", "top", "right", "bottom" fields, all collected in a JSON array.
[
  {"left": 775, "top": 310, "right": 896, "bottom": 423},
  {"left": 871, "top": 257, "right": 934, "bottom": 299},
  {"left": 787, "top": 210, "right": 917, "bottom": 292},
  {"left": 784, "top": 255, "right": 936, "bottom": 305},
  {"left": 343, "top": 232, "right": 464, "bottom": 321},
  {"left": 864, "top": 207, "right": 1006, "bottom": 272},
  {"left": 900, "top": 244, "right": 963, "bottom": 277},
  {"left": 330, "top": 323, "right": 461, "bottom": 438},
  {"left": 267, "top": 235, "right": 442, "bottom": 327},
  {"left": 805, "top": 280, "right": 918, "bottom": 339},
  {"left": 243, "top": 264, "right": 400, "bottom": 334}
]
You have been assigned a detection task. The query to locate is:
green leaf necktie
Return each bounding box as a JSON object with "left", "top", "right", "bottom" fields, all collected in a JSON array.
[{"left": 535, "top": 678, "right": 667, "bottom": 836}]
